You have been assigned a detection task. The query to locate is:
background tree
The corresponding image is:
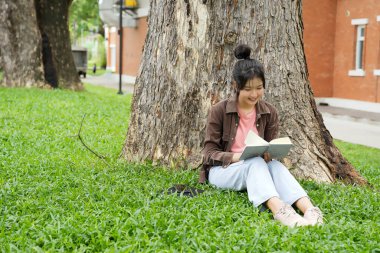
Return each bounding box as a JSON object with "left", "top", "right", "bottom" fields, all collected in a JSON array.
[
  {"left": 0, "top": 0, "right": 45, "bottom": 87},
  {"left": 0, "top": 0, "right": 81, "bottom": 90},
  {"left": 69, "top": 0, "right": 106, "bottom": 69},
  {"left": 122, "top": 0, "right": 367, "bottom": 185},
  {"left": 69, "top": 0, "right": 104, "bottom": 42}
]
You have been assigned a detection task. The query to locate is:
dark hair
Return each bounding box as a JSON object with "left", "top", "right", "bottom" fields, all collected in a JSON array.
[{"left": 232, "top": 44, "right": 265, "bottom": 90}]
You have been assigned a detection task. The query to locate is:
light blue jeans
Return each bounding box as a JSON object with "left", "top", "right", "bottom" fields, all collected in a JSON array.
[{"left": 208, "top": 157, "right": 308, "bottom": 207}]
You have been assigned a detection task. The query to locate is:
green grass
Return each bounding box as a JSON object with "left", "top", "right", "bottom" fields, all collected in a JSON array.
[{"left": 1, "top": 85, "right": 380, "bottom": 252}]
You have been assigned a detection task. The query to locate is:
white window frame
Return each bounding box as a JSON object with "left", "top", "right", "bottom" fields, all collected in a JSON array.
[
  {"left": 348, "top": 19, "right": 368, "bottom": 77},
  {"left": 374, "top": 16, "right": 380, "bottom": 76},
  {"left": 355, "top": 25, "right": 365, "bottom": 70}
]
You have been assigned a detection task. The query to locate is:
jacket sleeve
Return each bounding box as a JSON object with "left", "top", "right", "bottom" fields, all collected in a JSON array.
[
  {"left": 202, "top": 104, "right": 234, "bottom": 167},
  {"left": 264, "top": 105, "right": 279, "bottom": 142}
]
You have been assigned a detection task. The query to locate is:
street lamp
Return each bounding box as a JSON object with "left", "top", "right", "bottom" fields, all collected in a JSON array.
[{"left": 117, "top": 0, "right": 138, "bottom": 95}]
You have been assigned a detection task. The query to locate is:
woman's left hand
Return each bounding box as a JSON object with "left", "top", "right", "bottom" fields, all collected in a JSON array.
[
  {"left": 263, "top": 152, "right": 272, "bottom": 163},
  {"left": 232, "top": 153, "right": 242, "bottom": 163}
]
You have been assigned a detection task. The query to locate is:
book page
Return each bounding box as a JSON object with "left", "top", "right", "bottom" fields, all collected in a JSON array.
[
  {"left": 269, "top": 137, "right": 292, "bottom": 145},
  {"left": 240, "top": 131, "right": 269, "bottom": 161},
  {"left": 245, "top": 130, "right": 268, "bottom": 146}
]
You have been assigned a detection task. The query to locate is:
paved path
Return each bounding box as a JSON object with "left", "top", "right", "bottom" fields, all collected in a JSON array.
[
  {"left": 82, "top": 73, "right": 135, "bottom": 94},
  {"left": 318, "top": 105, "right": 380, "bottom": 149},
  {"left": 83, "top": 73, "right": 380, "bottom": 149}
]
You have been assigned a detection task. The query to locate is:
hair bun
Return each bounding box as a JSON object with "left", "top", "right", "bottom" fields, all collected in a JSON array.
[{"left": 234, "top": 44, "right": 252, "bottom": 60}]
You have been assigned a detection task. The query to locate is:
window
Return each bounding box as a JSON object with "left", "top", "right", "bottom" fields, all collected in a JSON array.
[
  {"left": 349, "top": 18, "right": 368, "bottom": 77},
  {"left": 355, "top": 25, "right": 365, "bottom": 70}
]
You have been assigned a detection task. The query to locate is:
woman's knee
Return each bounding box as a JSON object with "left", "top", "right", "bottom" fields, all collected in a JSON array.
[
  {"left": 244, "top": 157, "right": 268, "bottom": 174},
  {"left": 245, "top": 156, "right": 267, "bottom": 167},
  {"left": 267, "top": 160, "right": 288, "bottom": 173}
]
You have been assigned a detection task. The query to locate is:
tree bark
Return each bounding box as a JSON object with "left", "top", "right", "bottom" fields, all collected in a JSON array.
[
  {"left": 0, "top": 0, "right": 82, "bottom": 90},
  {"left": 122, "top": 0, "right": 367, "bottom": 185},
  {"left": 35, "top": 0, "right": 82, "bottom": 90},
  {"left": 0, "top": 0, "right": 45, "bottom": 87}
]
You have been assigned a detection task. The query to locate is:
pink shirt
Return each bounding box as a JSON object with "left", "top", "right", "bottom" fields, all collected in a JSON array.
[{"left": 230, "top": 108, "right": 259, "bottom": 153}]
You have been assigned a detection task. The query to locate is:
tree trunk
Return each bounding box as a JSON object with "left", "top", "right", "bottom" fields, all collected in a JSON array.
[
  {"left": 122, "top": 0, "right": 367, "bottom": 185},
  {"left": 0, "top": 0, "right": 45, "bottom": 87},
  {"left": 0, "top": 0, "right": 82, "bottom": 90},
  {"left": 35, "top": 0, "right": 82, "bottom": 90}
]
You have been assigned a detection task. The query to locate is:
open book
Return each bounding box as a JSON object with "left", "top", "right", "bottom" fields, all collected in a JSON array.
[{"left": 239, "top": 130, "right": 293, "bottom": 160}]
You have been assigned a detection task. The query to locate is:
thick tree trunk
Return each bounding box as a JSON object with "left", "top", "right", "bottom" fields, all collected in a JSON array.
[
  {"left": 0, "top": 0, "right": 45, "bottom": 87},
  {"left": 0, "top": 0, "right": 82, "bottom": 90},
  {"left": 122, "top": 0, "right": 367, "bottom": 185},
  {"left": 35, "top": 0, "right": 82, "bottom": 90}
]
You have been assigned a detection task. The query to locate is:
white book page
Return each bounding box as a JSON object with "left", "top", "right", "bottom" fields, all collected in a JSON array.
[
  {"left": 244, "top": 130, "right": 268, "bottom": 146},
  {"left": 269, "top": 137, "right": 292, "bottom": 145}
]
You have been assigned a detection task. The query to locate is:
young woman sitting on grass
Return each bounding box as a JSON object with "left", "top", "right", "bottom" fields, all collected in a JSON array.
[{"left": 200, "top": 44, "right": 323, "bottom": 227}]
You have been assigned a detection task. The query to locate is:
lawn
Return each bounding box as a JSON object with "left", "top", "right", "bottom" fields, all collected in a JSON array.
[{"left": 1, "top": 85, "right": 379, "bottom": 252}]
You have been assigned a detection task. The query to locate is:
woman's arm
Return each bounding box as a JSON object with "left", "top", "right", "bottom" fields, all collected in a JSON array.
[
  {"left": 263, "top": 104, "right": 280, "bottom": 162},
  {"left": 202, "top": 104, "right": 235, "bottom": 167},
  {"left": 264, "top": 104, "right": 279, "bottom": 142}
]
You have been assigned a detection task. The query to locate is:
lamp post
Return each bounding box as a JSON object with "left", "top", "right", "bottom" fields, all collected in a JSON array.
[{"left": 118, "top": 0, "right": 123, "bottom": 95}]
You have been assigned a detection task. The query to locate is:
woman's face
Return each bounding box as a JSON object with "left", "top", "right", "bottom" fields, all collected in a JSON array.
[{"left": 238, "top": 78, "right": 264, "bottom": 107}]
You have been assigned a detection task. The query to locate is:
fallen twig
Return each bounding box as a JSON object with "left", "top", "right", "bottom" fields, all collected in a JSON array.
[{"left": 75, "top": 114, "right": 111, "bottom": 166}]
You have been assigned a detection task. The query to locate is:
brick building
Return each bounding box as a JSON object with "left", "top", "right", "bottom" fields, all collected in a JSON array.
[
  {"left": 304, "top": 0, "right": 380, "bottom": 103},
  {"left": 99, "top": 0, "right": 148, "bottom": 80},
  {"left": 101, "top": 0, "right": 380, "bottom": 103},
  {"left": 104, "top": 19, "right": 147, "bottom": 77}
]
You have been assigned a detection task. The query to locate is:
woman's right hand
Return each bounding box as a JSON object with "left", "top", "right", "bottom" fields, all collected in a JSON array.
[
  {"left": 263, "top": 152, "right": 272, "bottom": 163},
  {"left": 232, "top": 153, "right": 242, "bottom": 163}
]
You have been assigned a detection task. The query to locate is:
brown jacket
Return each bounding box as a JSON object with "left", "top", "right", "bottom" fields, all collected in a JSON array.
[{"left": 199, "top": 94, "right": 279, "bottom": 183}]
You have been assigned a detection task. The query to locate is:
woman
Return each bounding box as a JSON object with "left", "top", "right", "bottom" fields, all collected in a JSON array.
[{"left": 201, "top": 44, "right": 323, "bottom": 227}]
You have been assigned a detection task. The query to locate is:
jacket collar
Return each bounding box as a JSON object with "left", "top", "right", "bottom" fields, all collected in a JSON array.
[{"left": 226, "top": 93, "right": 271, "bottom": 115}]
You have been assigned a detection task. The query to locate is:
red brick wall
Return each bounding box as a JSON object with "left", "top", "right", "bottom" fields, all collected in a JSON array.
[
  {"left": 113, "top": 18, "right": 147, "bottom": 76},
  {"left": 303, "top": 0, "right": 337, "bottom": 97},
  {"left": 333, "top": 0, "right": 380, "bottom": 102},
  {"left": 106, "top": 28, "right": 117, "bottom": 70}
]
